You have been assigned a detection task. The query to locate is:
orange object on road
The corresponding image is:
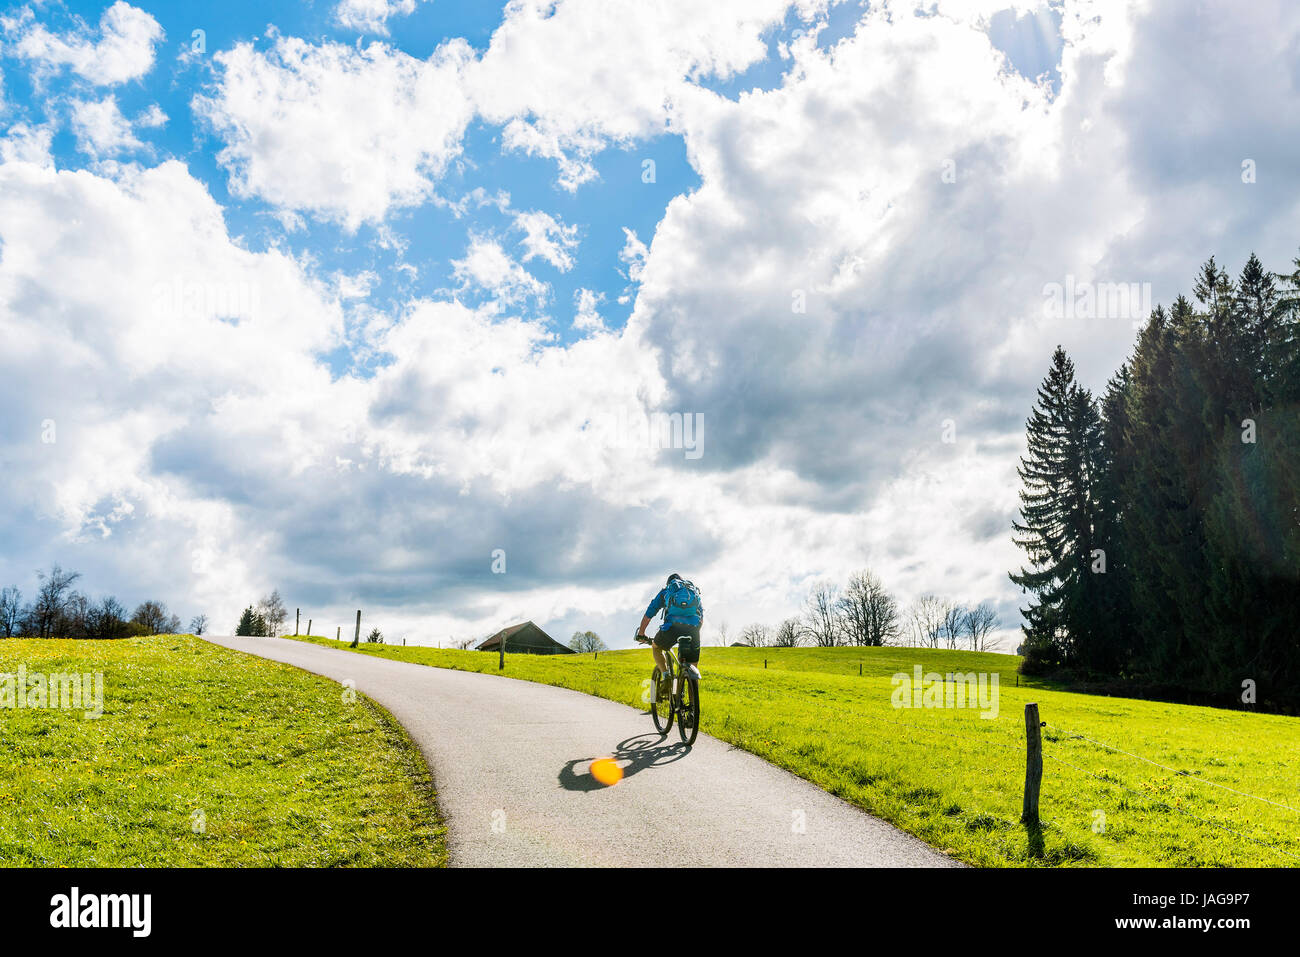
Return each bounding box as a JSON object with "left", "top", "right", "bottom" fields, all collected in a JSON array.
[{"left": 589, "top": 757, "right": 623, "bottom": 786}]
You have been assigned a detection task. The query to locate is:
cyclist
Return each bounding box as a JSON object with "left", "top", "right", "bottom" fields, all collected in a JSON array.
[{"left": 635, "top": 573, "right": 703, "bottom": 693}]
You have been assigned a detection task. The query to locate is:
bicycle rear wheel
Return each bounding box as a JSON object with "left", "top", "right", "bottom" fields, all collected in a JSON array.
[
  {"left": 678, "top": 677, "right": 699, "bottom": 745},
  {"left": 651, "top": 667, "right": 673, "bottom": 735}
]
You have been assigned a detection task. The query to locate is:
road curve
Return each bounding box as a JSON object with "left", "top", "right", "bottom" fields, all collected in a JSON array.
[{"left": 201, "top": 635, "right": 960, "bottom": 868}]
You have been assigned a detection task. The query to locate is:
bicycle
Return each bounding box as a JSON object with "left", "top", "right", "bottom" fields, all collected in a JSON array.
[{"left": 635, "top": 634, "right": 700, "bottom": 745}]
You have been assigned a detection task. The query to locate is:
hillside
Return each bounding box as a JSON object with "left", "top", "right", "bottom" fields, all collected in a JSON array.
[
  {"left": 0, "top": 635, "right": 445, "bottom": 866},
  {"left": 296, "top": 637, "right": 1300, "bottom": 867}
]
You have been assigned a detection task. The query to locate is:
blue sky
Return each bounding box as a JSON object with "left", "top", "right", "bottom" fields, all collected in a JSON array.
[
  {"left": 4, "top": 0, "right": 705, "bottom": 364},
  {"left": 2, "top": 0, "right": 1064, "bottom": 365},
  {"left": 2, "top": 0, "right": 1297, "bottom": 649}
]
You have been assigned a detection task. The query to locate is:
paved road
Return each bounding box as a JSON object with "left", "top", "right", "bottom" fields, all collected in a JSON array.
[{"left": 201, "top": 635, "right": 959, "bottom": 867}]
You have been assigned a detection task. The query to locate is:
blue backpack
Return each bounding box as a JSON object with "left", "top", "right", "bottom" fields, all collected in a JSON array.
[{"left": 664, "top": 578, "right": 703, "bottom": 624}]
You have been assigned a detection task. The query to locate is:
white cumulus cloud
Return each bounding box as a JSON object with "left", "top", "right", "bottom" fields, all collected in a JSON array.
[
  {"left": 193, "top": 36, "right": 476, "bottom": 230},
  {"left": 333, "top": 0, "right": 422, "bottom": 36},
  {"left": 194, "top": 1, "right": 833, "bottom": 220},
  {"left": 450, "top": 236, "right": 550, "bottom": 308},
  {"left": 513, "top": 210, "right": 579, "bottom": 271},
  {"left": 3, "top": 1, "right": 164, "bottom": 85},
  {"left": 69, "top": 96, "right": 140, "bottom": 157}
]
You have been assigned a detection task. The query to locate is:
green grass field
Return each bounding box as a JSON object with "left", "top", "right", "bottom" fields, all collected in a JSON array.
[
  {"left": 295, "top": 636, "right": 1300, "bottom": 867},
  {"left": 0, "top": 634, "right": 445, "bottom": 866}
]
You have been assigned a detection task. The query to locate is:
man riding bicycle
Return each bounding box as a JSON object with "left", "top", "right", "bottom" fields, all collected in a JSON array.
[{"left": 636, "top": 573, "right": 703, "bottom": 692}]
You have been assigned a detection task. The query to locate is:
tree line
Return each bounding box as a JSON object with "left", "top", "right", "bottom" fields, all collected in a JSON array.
[
  {"left": 0, "top": 564, "right": 201, "bottom": 639},
  {"left": 732, "top": 570, "right": 998, "bottom": 651},
  {"left": 234, "top": 589, "right": 288, "bottom": 637},
  {"left": 234, "top": 593, "right": 388, "bottom": 643},
  {"left": 1012, "top": 251, "right": 1300, "bottom": 711}
]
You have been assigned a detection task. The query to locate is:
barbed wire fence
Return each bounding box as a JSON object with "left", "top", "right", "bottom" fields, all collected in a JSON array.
[
  {"left": 836, "top": 689, "right": 1298, "bottom": 864},
  {"left": 1024, "top": 703, "right": 1299, "bottom": 864},
  {"left": 1038, "top": 742, "right": 1300, "bottom": 863}
]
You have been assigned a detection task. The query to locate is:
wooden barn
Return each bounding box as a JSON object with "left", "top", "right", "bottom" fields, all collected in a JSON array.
[{"left": 476, "top": 621, "right": 574, "bottom": 656}]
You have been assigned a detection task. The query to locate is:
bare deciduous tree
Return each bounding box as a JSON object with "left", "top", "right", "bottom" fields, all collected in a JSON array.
[
  {"left": 32, "top": 565, "right": 81, "bottom": 639},
  {"left": 940, "top": 601, "right": 965, "bottom": 649},
  {"left": 63, "top": 592, "right": 90, "bottom": 638},
  {"left": 963, "top": 601, "right": 999, "bottom": 651},
  {"left": 907, "top": 594, "right": 947, "bottom": 648},
  {"left": 803, "top": 581, "right": 842, "bottom": 647},
  {"left": 258, "top": 590, "right": 288, "bottom": 638},
  {"left": 738, "top": 623, "right": 771, "bottom": 647},
  {"left": 190, "top": 614, "right": 208, "bottom": 636},
  {"left": 772, "top": 617, "right": 802, "bottom": 647},
  {"left": 1, "top": 586, "right": 23, "bottom": 638},
  {"left": 837, "top": 570, "right": 902, "bottom": 646},
  {"left": 131, "top": 600, "right": 175, "bottom": 635},
  {"left": 568, "top": 630, "right": 606, "bottom": 652},
  {"left": 94, "top": 596, "right": 128, "bottom": 639}
]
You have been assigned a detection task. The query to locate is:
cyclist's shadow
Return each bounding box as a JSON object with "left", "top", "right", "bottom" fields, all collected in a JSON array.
[{"left": 558, "top": 733, "right": 690, "bottom": 792}]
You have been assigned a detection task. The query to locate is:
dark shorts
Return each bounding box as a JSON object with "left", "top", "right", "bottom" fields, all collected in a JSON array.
[{"left": 654, "top": 622, "right": 701, "bottom": 664}]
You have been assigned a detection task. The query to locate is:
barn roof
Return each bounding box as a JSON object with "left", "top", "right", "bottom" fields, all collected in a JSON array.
[{"left": 475, "top": 620, "right": 574, "bottom": 654}]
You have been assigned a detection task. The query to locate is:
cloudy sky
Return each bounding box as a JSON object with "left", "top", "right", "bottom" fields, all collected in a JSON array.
[{"left": 1, "top": 0, "right": 1298, "bottom": 650}]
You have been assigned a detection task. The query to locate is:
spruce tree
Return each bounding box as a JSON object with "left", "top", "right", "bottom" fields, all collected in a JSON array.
[
  {"left": 236, "top": 606, "right": 258, "bottom": 636},
  {"left": 1121, "top": 298, "right": 1210, "bottom": 690},
  {"left": 1010, "top": 347, "right": 1105, "bottom": 671},
  {"left": 1268, "top": 250, "right": 1300, "bottom": 404},
  {"left": 1092, "top": 364, "right": 1133, "bottom": 673},
  {"left": 1234, "top": 252, "right": 1276, "bottom": 401}
]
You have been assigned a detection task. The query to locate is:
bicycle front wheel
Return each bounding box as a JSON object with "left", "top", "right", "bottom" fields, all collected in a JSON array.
[
  {"left": 651, "top": 667, "right": 673, "bottom": 735},
  {"left": 678, "top": 677, "right": 699, "bottom": 745}
]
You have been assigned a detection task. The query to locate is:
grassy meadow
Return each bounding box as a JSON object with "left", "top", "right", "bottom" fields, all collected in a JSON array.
[
  {"left": 294, "top": 635, "right": 1299, "bottom": 868},
  {"left": 0, "top": 634, "right": 445, "bottom": 867}
]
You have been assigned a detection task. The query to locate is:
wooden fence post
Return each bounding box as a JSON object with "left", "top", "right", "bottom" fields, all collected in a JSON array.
[
  {"left": 1022, "top": 702, "right": 1043, "bottom": 824},
  {"left": 336, "top": 626, "right": 340, "bottom": 641},
  {"left": 295, "top": 608, "right": 300, "bottom": 635},
  {"left": 351, "top": 610, "right": 361, "bottom": 648},
  {"left": 307, "top": 618, "right": 311, "bottom": 637},
  {"left": 499, "top": 635, "right": 505, "bottom": 670}
]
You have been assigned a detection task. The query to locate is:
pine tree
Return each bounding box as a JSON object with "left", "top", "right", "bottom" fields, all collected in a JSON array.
[
  {"left": 1063, "top": 382, "right": 1107, "bottom": 665},
  {"left": 1135, "top": 320, "right": 1183, "bottom": 682},
  {"left": 1092, "top": 363, "right": 1133, "bottom": 674},
  {"left": 1234, "top": 252, "right": 1276, "bottom": 402},
  {"left": 236, "top": 606, "right": 259, "bottom": 636},
  {"left": 1010, "top": 347, "right": 1105, "bottom": 672},
  {"left": 1269, "top": 250, "right": 1300, "bottom": 402}
]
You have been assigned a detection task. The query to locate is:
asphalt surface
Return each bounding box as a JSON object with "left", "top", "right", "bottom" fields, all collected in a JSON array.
[{"left": 201, "top": 634, "right": 960, "bottom": 868}]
